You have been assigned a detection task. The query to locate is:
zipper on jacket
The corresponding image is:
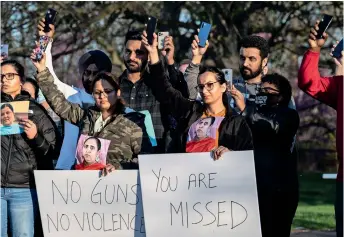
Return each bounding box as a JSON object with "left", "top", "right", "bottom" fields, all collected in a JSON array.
[{"left": 4, "top": 136, "right": 13, "bottom": 186}]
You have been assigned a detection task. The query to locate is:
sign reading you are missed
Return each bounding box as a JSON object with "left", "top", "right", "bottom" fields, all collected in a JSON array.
[
  {"left": 34, "top": 170, "right": 145, "bottom": 237},
  {"left": 138, "top": 151, "right": 261, "bottom": 237}
]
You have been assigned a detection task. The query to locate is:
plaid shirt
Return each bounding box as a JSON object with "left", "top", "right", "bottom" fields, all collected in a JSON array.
[{"left": 119, "top": 70, "right": 167, "bottom": 147}]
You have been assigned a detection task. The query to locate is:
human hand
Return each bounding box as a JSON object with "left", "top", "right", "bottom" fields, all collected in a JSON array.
[
  {"left": 308, "top": 20, "right": 328, "bottom": 52},
  {"left": 19, "top": 119, "right": 38, "bottom": 140},
  {"left": 30, "top": 49, "right": 46, "bottom": 73},
  {"left": 141, "top": 31, "right": 159, "bottom": 64},
  {"left": 100, "top": 164, "right": 116, "bottom": 177},
  {"left": 212, "top": 146, "right": 230, "bottom": 160},
  {"left": 161, "top": 36, "right": 175, "bottom": 65},
  {"left": 230, "top": 85, "right": 245, "bottom": 112},
  {"left": 37, "top": 18, "right": 55, "bottom": 38},
  {"left": 191, "top": 32, "right": 209, "bottom": 64}
]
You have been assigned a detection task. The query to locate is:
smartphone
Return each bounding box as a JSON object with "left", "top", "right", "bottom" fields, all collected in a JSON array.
[
  {"left": 316, "top": 14, "right": 333, "bottom": 39},
  {"left": 43, "top": 8, "right": 58, "bottom": 33},
  {"left": 34, "top": 36, "right": 50, "bottom": 61},
  {"left": 146, "top": 16, "right": 157, "bottom": 45},
  {"left": 198, "top": 22, "right": 211, "bottom": 48},
  {"left": 222, "top": 69, "right": 233, "bottom": 88},
  {"left": 158, "top": 32, "right": 169, "bottom": 50},
  {"left": 332, "top": 39, "right": 343, "bottom": 59},
  {"left": 1, "top": 44, "right": 8, "bottom": 59}
]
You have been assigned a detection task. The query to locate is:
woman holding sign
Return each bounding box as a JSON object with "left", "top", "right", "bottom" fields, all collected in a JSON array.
[
  {"left": 140, "top": 31, "right": 253, "bottom": 158},
  {"left": 31, "top": 54, "right": 144, "bottom": 173},
  {"left": 1, "top": 60, "right": 61, "bottom": 236}
]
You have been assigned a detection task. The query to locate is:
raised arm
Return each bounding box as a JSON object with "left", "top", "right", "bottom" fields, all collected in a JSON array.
[
  {"left": 298, "top": 20, "right": 339, "bottom": 109},
  {"left": 161, "top": 35, "right": 189, "bottom": 98},
  {"left": 184, "top": 34, "right": 210, "bottom": 99},
  {"left": 31, "top": 53, "right": 86, "bottom": 126},
  {"left": 38, "top": 18, "right": 79, "bottom": 98},
  {"left": 141, "top": 31, "right": 194, "bottom": 119}
]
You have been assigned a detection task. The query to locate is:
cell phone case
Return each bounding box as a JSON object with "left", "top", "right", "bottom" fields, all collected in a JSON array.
[
  {"left": 146, "top": 16, "right": 157, "bottom": 45},
  {"left": 44, "top": 8, "right": 58, "bottom": 33},
  {"left": 35, "top": 36, "right": 50, "bottom": 61},
  {"left": 333, "top": 39, "right": 343, "bottom": 59},
  {"left": 198, "top": 22, "right": 212, "bottom": 47},
  {"left": 316, "top": 15, "right": 333, "bottom": 39},
  {"left": 158, "top": 32, "right": 169, "bottom": 50}
]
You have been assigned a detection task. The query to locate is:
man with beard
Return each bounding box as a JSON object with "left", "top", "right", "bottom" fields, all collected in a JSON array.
[
  {"left": 119, "top": 30, "right": 187, "bottom": 153},
  {"left": 230, "top": 35, "right": 295, "bottom": 112}
]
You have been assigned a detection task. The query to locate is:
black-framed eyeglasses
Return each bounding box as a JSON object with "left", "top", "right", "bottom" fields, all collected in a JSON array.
[
  {"left": 260, "top": 87, "right": 280, "bottom": 94},
  {"left": 1, "top": 73, "right": 20, "bottom": 81},
  {"left": 92, "top": 89, "right": 116, "bottom": 98},
  {"left": 196, "top": 81, "right": 220, "bottom": 92}
]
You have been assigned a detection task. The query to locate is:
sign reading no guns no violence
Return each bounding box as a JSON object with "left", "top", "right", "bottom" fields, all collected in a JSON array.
[
  {"left": 139, "top": 151, "right": 262, "bottom": 237},
  {"left": 34, "top": 170, "right": 145, "bottom": 237}
]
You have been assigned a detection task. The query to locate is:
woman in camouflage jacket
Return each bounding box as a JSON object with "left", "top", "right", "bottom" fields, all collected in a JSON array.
[{"left": 31, "top": 53, "right": 143, "bottom": 171}]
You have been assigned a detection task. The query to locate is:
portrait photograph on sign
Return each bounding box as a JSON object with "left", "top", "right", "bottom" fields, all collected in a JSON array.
[
  {"left": 186, "top": 116, "right": 225, "bottom": 153},
  {"left": 75, "top": 134, "right": 111, "bottom": 170},
  {"left": 0, "top": 101, "right": 29, "bottom": 135}
]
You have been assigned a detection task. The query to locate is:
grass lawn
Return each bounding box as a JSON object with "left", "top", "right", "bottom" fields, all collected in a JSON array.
[{"left": 292, "top": 173, "right": 336, "bottom": 230}]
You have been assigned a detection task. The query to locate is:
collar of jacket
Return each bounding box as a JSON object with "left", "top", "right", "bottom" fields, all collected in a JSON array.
[{"left": 1, "top": 90, "right": 31, "bottom": 102}]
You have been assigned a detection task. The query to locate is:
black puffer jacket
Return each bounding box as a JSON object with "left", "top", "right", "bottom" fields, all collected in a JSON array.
[
  {"left": 147, "top": 62, "right": 254, "bottom": 152},
  {"left": 1, "top": 91, "right": 62, "bottom": 188},
  {"left": 243, "top": 104, "right": 300, "bottom": 191}
]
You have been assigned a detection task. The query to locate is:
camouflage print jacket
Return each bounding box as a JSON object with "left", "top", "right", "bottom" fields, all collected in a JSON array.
[{"left": 36, "top": 68, "right": 143, "bottom": 169}]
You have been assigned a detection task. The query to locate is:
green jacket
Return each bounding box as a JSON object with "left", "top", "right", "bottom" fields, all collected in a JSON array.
[{"left": 36, "top": 68, "right": 143, "bottom": 169}]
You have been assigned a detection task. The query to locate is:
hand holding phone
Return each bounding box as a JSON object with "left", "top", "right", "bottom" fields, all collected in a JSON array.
[
  {"left": 34, "top": 36, "right": 50, "bottom": 61},
  {"left": 158, "top": 32, "right": 169, "bottom": 50},
  {"left": 316, "top": 14, "right": 333, "bottom": 40},
  {"left": 146, "top": 16, "right": 157, "bottom": 45},
  {"left": 43, "top": 8, "right": 58, "bottom": 33},
  {"left": 198, "top": 22, "right": 211, "bottom": 48},
  {"left": 332, "top": 39, "right": 343, "bottom": 59},
  {"left": 222, "top": 69, "right": 233, "bottom": 88}
]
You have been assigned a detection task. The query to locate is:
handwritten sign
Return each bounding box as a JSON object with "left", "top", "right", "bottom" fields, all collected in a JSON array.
[
  {"left": 138, "top": 151, "right": 261, "bottom": 237},
  {"left": 34, "top": 170, "right": 145, "bottom": 237}
]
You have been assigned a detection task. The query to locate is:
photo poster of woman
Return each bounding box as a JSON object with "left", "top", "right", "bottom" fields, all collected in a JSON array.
[
  {"left": 75, "top": 134, "right": 111, "bottom": 170},
  {"left": 186, "top": 116, "right": 225, "bottom": 153},
  {"left": 0, "top": 101, "right": 29, "bottom": 135}
]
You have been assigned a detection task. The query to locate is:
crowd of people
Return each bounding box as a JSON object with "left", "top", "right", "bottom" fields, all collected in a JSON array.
[{"left": 0, "top": 16, "right": 343, "bottom": 237}]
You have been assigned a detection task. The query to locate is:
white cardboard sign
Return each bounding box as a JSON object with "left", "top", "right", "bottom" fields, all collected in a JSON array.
[
  {"left": 34, "top": 170, "right": 146, "bottom": 237},
  {"left": 138, "top": 151, "right": 261, "bottom": 237}
]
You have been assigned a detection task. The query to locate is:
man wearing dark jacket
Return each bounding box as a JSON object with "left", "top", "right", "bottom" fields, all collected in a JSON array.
[{"left": 119, "top": 30, "right": 188, "bottom": 153}]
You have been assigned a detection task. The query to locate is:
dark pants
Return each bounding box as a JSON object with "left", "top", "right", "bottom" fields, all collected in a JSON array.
[
  {"left": 336, "top": 181, "right": 343, "bottom": 237},
  {"left": 258, "top": 189, "right": 299, "bottom": 237}
]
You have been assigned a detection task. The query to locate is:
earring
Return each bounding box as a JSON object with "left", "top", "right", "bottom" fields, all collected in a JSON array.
[{"left": 95, "top": 156, "right": 100, "bottom": 163}]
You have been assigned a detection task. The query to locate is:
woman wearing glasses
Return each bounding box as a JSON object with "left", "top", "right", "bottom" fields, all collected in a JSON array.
[
  {"left": 1, "top": 60, "right": 61, "bottom": 236},
  {"left": 241, "top": 73, "right": 300, "bottom": 237},
  {"left": 31, "top": 53, "right": 143, "bottom": 172},
  {"left": 140, "top": 32, "right": 253, "bottom": 159}
]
